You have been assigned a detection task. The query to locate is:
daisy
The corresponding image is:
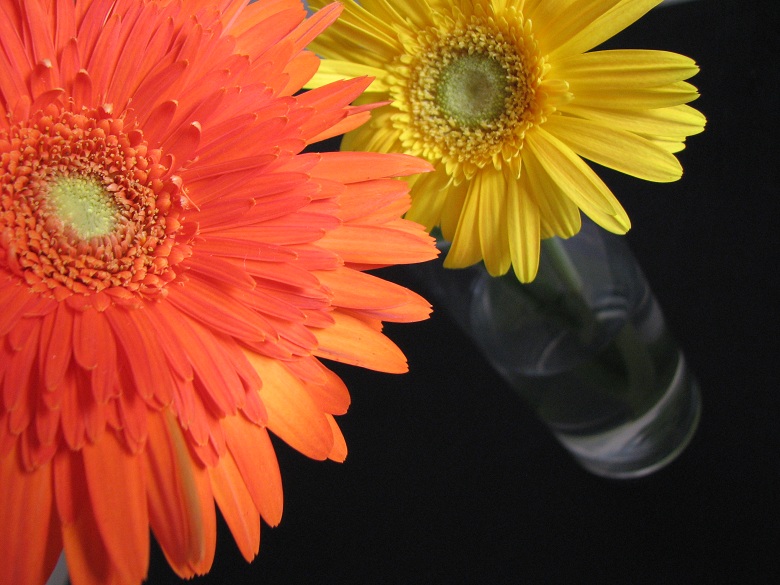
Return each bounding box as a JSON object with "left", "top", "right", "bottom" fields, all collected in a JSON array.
[
  {"left": 306, "top": 0, "right": 706, "bottom": 281},
  {"left": 0, "top": 1, "right": 436, "bottom": 584}
]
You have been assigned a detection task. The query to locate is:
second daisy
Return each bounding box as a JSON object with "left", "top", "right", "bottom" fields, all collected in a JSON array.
[{"left": 306, "top": 0, "right": 706, "bottom": 281}]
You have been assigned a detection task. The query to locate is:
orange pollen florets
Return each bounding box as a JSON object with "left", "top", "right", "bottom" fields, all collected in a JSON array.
[{"left": 0, "top": 105, "right": 192, "bottom": 301}]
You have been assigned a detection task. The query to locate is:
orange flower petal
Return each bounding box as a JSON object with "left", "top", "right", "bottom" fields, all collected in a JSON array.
[
  {"left": 321, "top": 223, "right": 438, "bottom": 267},
  {"left": 0, "top": 451, "right": 61, "bottom": 585},
  {"left": 223, "top": 415, "right": 284, "bottom": 526},
  {"left": 42, "top": 305, "right": 74, "bottom": 392},
  {"left": 294, "top": 76, "right": 372, "bottom": 138},
  {"left": 3, "top": 318, "right": 40, "bottom": 414},
  {"left": 245, "top": 352, "right": 334, "bottom": 460},
  {"left": 71, "top": 308, "right": 100, "bottom": 371},
  {"left": 103, "top": 307, "right": 174, "bottom": 403},
  {"left": 209, "top": 450, "right": 261, "bottom": 562},
  {"left": 165, "top": 276, "right": 274, "bottom": 343},
  {"left": 144, "top": 411, "right": 217, "bottom": 579},
  {"left": 87, "top": 315, "right": 119, "bottom": 406},
  {"left": 302, "top": 363, "right": 351, "bottom": 416},
  {"left": 313, "top": 310, "right": 409, "bottom": 373},
  {"left": 55, "top": 451, "right": 118, "bottom": 585},
  {"left": 311, "top": 151, "right": 434, "bottom": 183},
  {"left": 325, "top": 414, "right": 348, "bottom": 463},
  {"left": 80, "top": 431, "right": 150, "bottom": 584},
  {"left": 316, "top": 267, "right": 432, "bottom": 323}
]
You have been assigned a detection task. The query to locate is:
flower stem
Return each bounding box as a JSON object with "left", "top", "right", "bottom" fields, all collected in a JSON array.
[{"left": 541, "top": 237, "right": 584, "bottom": 295}]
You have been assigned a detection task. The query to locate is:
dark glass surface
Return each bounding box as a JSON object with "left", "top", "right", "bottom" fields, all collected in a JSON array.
[{"left": 145, "top": 1, "right": 779, "bottom": 582}]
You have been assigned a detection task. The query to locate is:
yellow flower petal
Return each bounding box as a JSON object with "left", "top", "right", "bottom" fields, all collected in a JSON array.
[
  {"left": 308, "top": 0, "right": 404, "bottom": 64},
  {"left": 530, "top": 0, "right": 623, "bottom": 56},
  {"left": 558, "top": 103, "right": 706, "bottom": 138},
  {"left": 406, "top": 165, "right": 453, "bottom": 231},
  {"left": 341, "top": 106, "right": 402, "bottom": 153},
  {"left": 544, "top": 114, "right": 683, "bottom": 182},
  {"left": 526, "top": 128, "right": 615, "bottom": 215},
  {"left": 361, "top": 0, "right": 438, "bottom": 30},
  {"left": 553, "top": 49, "right": 700, "bottom": 88},
  {"left": 476, "top": 167, "right": 512, "bottom": 276},
  {"left": 445, "top": 182, "right": 484, "bottom": 269},
  {"left": 521, "top": 151, "right": 583, "bottom": 238},
  {"left": 550, "top": 0, "right": 664, "bottom": 59},
  {"left": 650, "top": 137, "right": 688, "bottom": 154},
  {"left": 570, "top": 80, "right": 700, "bottom": 109},
  {"left": 525, "top": 128, "right": 631, "bottom": 234},
  {"left": 507, "top": 170, "right": 541, "bottom": 283},
  {"left": 438, "top": 180, "right": 469, "bottom": 242}
]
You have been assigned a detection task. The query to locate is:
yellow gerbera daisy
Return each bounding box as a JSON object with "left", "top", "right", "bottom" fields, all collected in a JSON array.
[{"left": 306, "top": 0, "right": 706, "bottom": 281}]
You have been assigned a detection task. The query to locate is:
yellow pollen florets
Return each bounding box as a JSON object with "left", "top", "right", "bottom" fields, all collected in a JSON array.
[{"left": 392, "top": 12, "right": 546, "bottom": 180}]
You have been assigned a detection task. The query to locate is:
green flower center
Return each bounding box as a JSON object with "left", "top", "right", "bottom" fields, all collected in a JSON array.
[
  {"left": 48, "top": 175, "right": 118, "bottom": 239},
  {"left": 437, "top": 53, "right": 510, "bottom": 128}
]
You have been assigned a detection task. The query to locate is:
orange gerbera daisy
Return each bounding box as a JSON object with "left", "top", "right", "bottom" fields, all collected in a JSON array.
[{"left": 0, "top": 1, "right": 436, "bottom": 584}]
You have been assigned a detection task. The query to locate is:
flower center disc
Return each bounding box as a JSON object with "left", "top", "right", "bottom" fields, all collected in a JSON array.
[
  {"left": 393, "top": 15, "right": 548, "bottom": 179},
  {"left": 437, "top": 53, "right": 509, "bottom": 128},
  {"left": 0, "top": 106, "right": 192, "bottom": 300},
  {"left": 48, "top": 175, "right": 118, "bottom": 239}
]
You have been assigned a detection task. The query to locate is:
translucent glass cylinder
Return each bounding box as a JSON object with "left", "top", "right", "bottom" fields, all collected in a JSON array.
[
  {"left": 45, "top": 553, "right": 68, "bottom": 585},
  {"left": 411, "top": 218, "right": 701, "bottom": 478}
]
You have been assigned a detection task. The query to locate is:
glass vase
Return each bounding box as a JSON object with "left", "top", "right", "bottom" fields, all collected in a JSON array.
[
  {"left": 45, "top": 553, "right": 68, "bottom": 585},
  {"left": 409, "top": 218, "right": 701, "bottom": 478}
]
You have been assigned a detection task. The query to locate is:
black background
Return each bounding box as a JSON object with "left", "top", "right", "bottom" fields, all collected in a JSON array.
[{"left": 146, "top": 1, "right": 779, "bottom": 583}]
